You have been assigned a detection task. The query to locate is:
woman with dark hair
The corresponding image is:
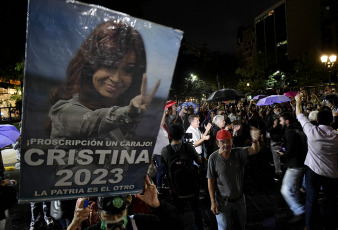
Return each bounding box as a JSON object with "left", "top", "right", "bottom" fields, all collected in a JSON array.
[
  {"left": 49, "top": 21, "right": 160, "bottom": 141},
  {"left": 247, "top": 103, "right": 265, "bottom": 139}
]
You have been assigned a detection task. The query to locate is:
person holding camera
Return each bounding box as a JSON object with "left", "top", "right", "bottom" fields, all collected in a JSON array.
[
  {"left": 67, "top": 175, "right": 182, "bottom": 230},
  {"left": 161, "top": 124, "right": 204, "bottom": 230}
]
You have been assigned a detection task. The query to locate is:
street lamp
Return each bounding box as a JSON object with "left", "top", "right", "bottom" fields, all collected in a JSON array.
[
  {"left": 190, "top": 74, "right": 198, "bottom": 82},
  {"left": 321, "top": 54, "right": 336, "bottom": 86}
]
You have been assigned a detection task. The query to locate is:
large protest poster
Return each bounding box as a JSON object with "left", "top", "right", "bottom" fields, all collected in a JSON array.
[{"left": 20, "top": 0, "right": 183, "bottom": 202}]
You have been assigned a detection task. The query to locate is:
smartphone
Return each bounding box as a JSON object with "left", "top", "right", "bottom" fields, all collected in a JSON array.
[
  {"left": 184, "top": 132, "right": 192, "bottom": 139},
  {"left": 84, "top": 200, "right": 89, "bottom": 208}
]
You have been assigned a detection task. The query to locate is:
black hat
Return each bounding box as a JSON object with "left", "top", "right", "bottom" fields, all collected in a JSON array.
[{"left": 97, "top": 195, "right": 128, "bottom": 215}]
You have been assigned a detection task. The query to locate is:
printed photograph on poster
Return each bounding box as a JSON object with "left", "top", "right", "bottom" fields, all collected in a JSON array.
[{"left": 20, "top": 0, "right": 183, "bottom": 202}]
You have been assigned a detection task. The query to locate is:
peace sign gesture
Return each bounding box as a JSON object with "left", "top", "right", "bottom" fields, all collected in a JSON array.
[{"left": 128, "top": 74, "right": 161, "bottom": 114}]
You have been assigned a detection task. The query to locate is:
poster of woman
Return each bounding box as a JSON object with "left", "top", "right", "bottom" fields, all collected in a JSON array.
[{"left": 20, "top": 0, "right": 183, "bottom": 202}]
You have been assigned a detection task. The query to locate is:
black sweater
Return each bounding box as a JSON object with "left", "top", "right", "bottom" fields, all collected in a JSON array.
[{"left": 281, "top": 124, "right": 307, "bottom": 168}]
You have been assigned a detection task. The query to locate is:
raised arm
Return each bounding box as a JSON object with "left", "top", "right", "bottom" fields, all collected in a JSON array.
[
  {"left": 295, "top": 93, "right": 303, "bottom": 117},
  {"left": 67, "top": 198, "right": 90, "bottom": 230},
  {"left": 248, "top": 126, "right": 261, "bottom": 155}
]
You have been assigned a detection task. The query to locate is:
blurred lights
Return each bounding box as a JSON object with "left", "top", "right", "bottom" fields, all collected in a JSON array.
[
  {"left": 329, "top": 55, "right": 337, "bottom": 63},
  {"left": 321, "top": 54, "right": 336, "bottom": 68},
  {"left": 321, "top": 54, "right": 336, "bottom": 86},
  {"left": 321, "top": 55, "right": 328, "bottom": 63},
  {"left": 190, "top": 74, "right": 198, "bottom": 82}
]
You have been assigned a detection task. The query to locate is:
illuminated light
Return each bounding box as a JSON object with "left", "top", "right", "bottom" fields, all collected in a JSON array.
[
  {"left": 268, "top": 10, "right": 274, "bottom": 16},
  {"left": 321, "top": 55, "right": 328, "bottom": 63},
  {"left": 276, "top": 40, "right": 287, "bottom": 47},
  {"left": 329, "top": 55, "right": 337, "bottom": 63}
]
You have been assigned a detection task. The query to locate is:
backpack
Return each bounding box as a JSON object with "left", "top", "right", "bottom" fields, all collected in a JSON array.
[{"left": 166, "top": 143, "right": 199, "bottom": 199}]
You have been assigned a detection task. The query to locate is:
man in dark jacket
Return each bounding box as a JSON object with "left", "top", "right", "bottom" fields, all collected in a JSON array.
[
  {"left": 266, "top": 104, "right": 285, "bottom": 181},
  {"left": 278, "top": 112, "right": 307, "bottom": 223},
  {"left": 207, "top": 115, "right": 226, "bottom": 158},
  {"left": 161, "top": 124, "right": 204, "bottom": 230}
]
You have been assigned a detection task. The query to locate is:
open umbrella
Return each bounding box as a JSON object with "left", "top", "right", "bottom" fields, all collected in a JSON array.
[
  {"left": 253, "top": 95, "right": 267, "bottom": 100},
  {"left": 206, "top": 88, "right": 244, "bottom": 102},
  {"left": 0, "top": 125, "right": 20, "bottom": 148},
  {"left": 319, "top": 93, "right": 338, "bottom": 101},
  {"left": 165, "top": 100, "right": 177, "bottom": 109},
  {"left": 256, "top": 95, "right": 291, "bottom": 106},
  {"left": 283, "top": 91, "right": 298, "bottom": 98}
]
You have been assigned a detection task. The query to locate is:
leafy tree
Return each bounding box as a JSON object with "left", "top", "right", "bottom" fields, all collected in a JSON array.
[
  {"left": 293, "top": 53, "right": 332, "bottom": 87},
  {"left": 235, "top": 57, "right": 268, "bottom": 94}
]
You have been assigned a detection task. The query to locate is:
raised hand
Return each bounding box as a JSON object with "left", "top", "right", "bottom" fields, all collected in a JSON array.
[
  {"left": 68, "top": 198, "right": 90, "bottom": 230},
  {"left": 135, "top": 175, "right": 160, "bottom": 208},
  {"left": 250, "top": 126, "right": 261, "bottom": 141},
  {"left": 295, "top": 92, "right": 303, "bottom": 102},
  {"left": 205, "top": 122, "right": 212, "bottom": 131},
  {"left": 234, "top": 125, "right": 241, "bottom": 132},
  {"left": 129, "top": 74, "right": 161, "bottom": 113}
]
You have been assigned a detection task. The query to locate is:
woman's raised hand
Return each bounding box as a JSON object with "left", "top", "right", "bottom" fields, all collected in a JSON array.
[{"left": 129, "top": 74, "right": 161, "bottom": 114}]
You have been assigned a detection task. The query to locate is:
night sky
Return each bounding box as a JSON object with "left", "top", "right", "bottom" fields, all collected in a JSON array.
[
  {"left": 139, "top": 0, "right": 281, "bottom": 53},
  {"left": 80, "top": 0, "right": 281, "bottom": 53},
  {"left": 1, "top": 0, "right": 280, "bottom": 66}
]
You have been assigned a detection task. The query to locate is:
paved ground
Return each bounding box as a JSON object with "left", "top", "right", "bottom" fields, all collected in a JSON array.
[{"left": 2, "top": 146, "right": 337, "bottom": 229}]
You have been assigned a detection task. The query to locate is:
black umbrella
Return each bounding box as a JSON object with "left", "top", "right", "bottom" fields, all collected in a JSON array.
[
  {"left": 319, "top": 93, "right": 338, "bottom": 101},
  {"left": 206, "top": 88, "right": 245, "bottom": 102}
]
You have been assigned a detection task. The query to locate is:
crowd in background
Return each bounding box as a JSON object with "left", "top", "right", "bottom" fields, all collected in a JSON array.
[
  {"left": 1, "top": 85, "right": 338, "bottom": 230},
  {"left": 155, "top": 85, "right": 338, "bottom": 229}
]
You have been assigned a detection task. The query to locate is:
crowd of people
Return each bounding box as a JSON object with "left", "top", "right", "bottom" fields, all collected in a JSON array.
[
  {"left": 151, "top": 86, "right": 337, "bottom": 230},
  {"left": 1, "top": 86, "right": 338, "bottom": 230}
]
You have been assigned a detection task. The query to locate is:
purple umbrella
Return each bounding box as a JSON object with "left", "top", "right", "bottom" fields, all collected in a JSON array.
[
  {"left": 0, "top": 125, "right": 20, "bottom": 148},
  {"left": 256, "top": 95, "right": 291, "bottom": 106},
  {"left": 253, "top": 95, "right": 267, "bottom": 100}
]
